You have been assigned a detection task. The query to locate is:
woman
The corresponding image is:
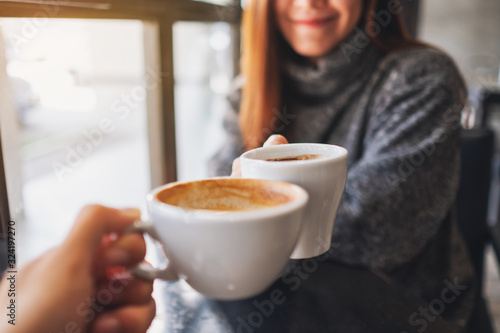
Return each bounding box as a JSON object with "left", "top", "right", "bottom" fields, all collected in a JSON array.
[{"left": 209, "top": 0, "right": 475, "bottom": 328}]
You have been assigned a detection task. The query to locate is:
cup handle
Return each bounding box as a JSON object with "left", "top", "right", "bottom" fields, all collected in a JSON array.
[{"left": 126, "top": 220, "right": 178, "bottom": 282}]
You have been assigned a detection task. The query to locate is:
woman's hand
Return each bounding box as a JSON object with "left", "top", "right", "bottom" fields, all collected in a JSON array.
[
  {"left": 231, "top": 134, "right": 289, "bottom": 177},
  {"left": 0, "top": 205, "right": 155, "bottom": 333}
]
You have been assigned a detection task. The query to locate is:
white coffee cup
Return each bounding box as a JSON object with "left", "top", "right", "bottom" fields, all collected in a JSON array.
[
  {"left": 240, "top": 144, "right": 348, "bottom": 259},
  {"left": 130, "top": 177, "right": 308, "bottom": 300}
]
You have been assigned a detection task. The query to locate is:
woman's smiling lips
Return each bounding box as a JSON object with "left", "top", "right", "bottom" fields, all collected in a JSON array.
[{"left": 290, "top": 16, "right": 338, "bottom": 28}]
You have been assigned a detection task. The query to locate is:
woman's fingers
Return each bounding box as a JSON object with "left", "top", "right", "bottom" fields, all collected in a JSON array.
[
  {"left": 232, "top": 135, "right": 289, "bottom": 177},
  {"left": 263, "top": 134, "right": 288, "bottom": 147},
  {"left": 91, "top": 298, "right": 156, "bottom": 333},
  {"left": 231, "top": 157, "right": 242, "bottom": 177}
]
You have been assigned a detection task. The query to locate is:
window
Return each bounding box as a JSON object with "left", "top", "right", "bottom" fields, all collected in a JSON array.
[
  {"left": 0, "top": 0, "right": 242, "bottom": 266},
  {"left": 1, "top": 18, "right": 151, "bottom": 263},
  {"left": 173, "top": 21, "right": 234, "bottom": 180}
]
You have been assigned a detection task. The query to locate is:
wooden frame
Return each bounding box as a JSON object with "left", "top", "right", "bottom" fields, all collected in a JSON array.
[
  {"left": 0, "top": 131, "right": 8, "bottom": 272},
  {"left": 0, "top": 132, "right": 10, "bottom": 238},
  {"left": 0, "top": 0, "right": 242, "bottom": 189}
]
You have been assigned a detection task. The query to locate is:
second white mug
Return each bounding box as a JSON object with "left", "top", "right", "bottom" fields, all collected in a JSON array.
[{"left": 241, "top": 143, "right": 348, "bottom": 259}]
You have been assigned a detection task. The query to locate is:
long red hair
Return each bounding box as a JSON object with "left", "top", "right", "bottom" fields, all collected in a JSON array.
[{"left": 240, "top": 0, "right": 420, "bottom": 150}]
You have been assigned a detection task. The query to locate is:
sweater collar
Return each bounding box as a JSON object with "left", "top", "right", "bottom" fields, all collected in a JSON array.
[{"left": 281, "top": 28, "right": 380, "bottom": 96}]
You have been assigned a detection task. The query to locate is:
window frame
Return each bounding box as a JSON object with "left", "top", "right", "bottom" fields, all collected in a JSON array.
[
  {"left": 0, "top": 0, "right": 242, "bottom": 217},
  {"left": 0, "top": 134, "right": 10, "bottom": 239}
]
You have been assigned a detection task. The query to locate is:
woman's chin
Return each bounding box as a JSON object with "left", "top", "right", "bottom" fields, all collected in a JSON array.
[
  {"left": 289, "top": 38, "right": 342, "bottom": 60},
  {"left": 293, "top": 47, "right": 331, "bottom": 61}
]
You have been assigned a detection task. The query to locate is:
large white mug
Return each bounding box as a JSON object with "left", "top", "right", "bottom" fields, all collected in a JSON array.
[
  {"left": 240, "top": 144, "right": 348, "bottom": 259},
  {"left": 130, "top": 177, "right": 308, "bottom": 300}
]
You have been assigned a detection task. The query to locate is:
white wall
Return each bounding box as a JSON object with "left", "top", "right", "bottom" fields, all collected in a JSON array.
[{"left": 419, "top": 0, "right": 500, "bottom": 86}]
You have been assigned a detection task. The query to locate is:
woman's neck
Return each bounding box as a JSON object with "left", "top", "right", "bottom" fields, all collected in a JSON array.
[{"left": 306, "top": 56, "right": 322, "bottom": 68}]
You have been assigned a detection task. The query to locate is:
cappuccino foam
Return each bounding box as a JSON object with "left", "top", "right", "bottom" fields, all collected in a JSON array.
[{"left": 156, "top": 178, "right": 295, "bottom": 211}]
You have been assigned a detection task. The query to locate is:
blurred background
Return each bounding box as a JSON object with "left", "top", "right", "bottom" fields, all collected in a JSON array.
[
  {"left": 0, "top": 0, "right": 499, "bottom": 331},
  {"left": 0, "top": 7, "right": 236, "bottom": 265}
]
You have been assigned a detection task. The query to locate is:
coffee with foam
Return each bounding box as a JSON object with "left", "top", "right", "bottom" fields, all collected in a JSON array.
[
  {"left": 266, "top": 154, "right": 322, "bottom": 162},
  {"left": 132, "top": 177, "right": 308, "bottom": 300},
  {"left": 156, "top": 178, "right": 296, "bottom": 211}
]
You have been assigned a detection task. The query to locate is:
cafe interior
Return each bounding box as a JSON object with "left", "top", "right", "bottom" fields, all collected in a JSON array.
[{"left": 0, "top": 0, "right": 500, "bottom": 332}]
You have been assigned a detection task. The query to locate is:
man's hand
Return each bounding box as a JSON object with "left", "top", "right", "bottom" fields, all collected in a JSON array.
[{"left": 0, "top": 205, "right": 155, "bottom": 333}]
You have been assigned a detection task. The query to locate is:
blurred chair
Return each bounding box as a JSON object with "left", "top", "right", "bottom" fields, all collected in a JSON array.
[
  {"left": 480, "top": 89, "right": 500, "bottom": 127},
  {"left": 456, "top": 128, "right": 496, "bottom": 333},
  {"left": 481, "top": 89, "right": 500, "bottom": 279}
]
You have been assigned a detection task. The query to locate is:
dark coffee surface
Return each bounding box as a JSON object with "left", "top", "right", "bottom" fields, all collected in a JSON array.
[{"left": 266, "top": 154, "right": 322, "bottom": 162}]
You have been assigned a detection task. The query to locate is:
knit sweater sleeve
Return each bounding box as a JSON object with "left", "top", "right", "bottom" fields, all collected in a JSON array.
[
  {"left": 329, "top": 49, "right": 464, "bottom": 270},
  {"left": 207, "top": 83, "right": 245, "bottom": 177}
]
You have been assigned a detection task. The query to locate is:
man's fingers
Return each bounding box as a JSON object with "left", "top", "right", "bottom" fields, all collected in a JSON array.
[
  {"left": 64, "top": 205, "right": 141, "bottom": 258},
  {"left": 92, "top": 232, "right": 147, "bottom": 277},
  {"left": 95, "top": 277, "right": 153, "bottom": 307},
  {"left": 91, "top": 299, "right": 156, "bottom": 333},
  {"left": 102, "top": 233, "right": 147, "bottom": 267},
  {"left": 263, "top": 134, "right": 288, "bottom": 147}
]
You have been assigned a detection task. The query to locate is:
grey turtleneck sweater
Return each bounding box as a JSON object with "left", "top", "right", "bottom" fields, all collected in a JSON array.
[{"left": 208, "top": 34, "right": 475, "bottom": 328}]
